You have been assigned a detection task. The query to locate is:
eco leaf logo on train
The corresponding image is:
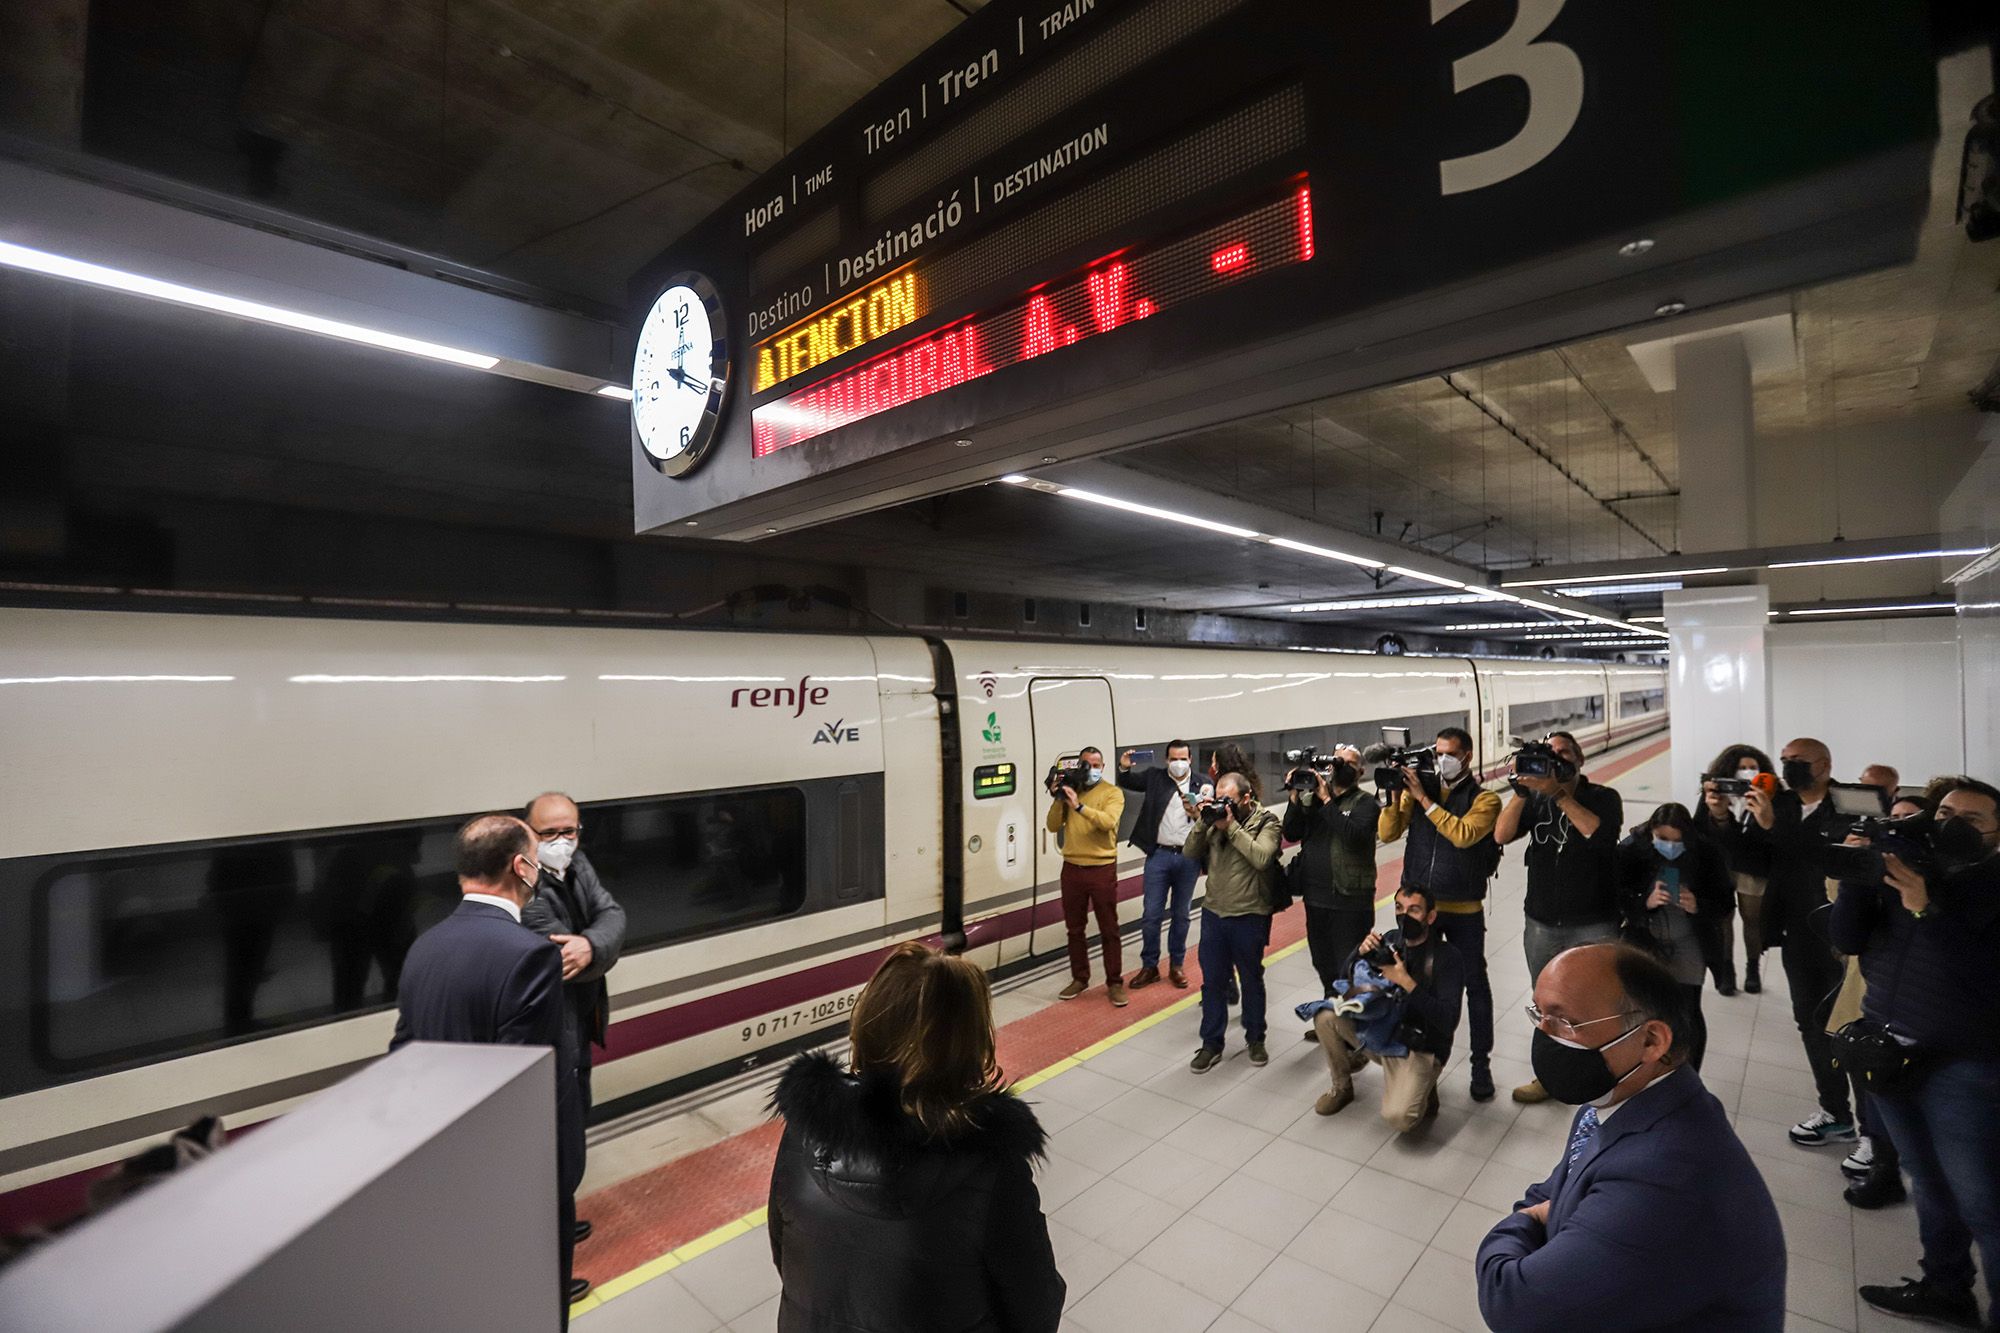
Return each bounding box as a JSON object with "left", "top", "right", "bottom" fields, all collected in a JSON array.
[
  {"left": 982, "top": 713, "right": 1002, "bottom": 744},
  {"left": 730, "top": 675, "right": 829, "bottom": 718}
]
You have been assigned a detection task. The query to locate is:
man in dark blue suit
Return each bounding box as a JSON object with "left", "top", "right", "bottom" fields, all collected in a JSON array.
[
  {"left": 1477, "top": 944, "right": 1787, "bottom": 1332},
  {"left": 391, "top": 813, "right": 583, "bottom": 1326}
]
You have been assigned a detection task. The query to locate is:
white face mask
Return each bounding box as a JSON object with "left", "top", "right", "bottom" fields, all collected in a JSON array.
[
  {"left": 538, "top": 837, "right": 577, "bottom": 874},
  {"left": 1167, "top": 759, "right": 1191, "bottom": 780},
  {"left": 1436, "top": 753, "right": 1465, "bottom": 782}
]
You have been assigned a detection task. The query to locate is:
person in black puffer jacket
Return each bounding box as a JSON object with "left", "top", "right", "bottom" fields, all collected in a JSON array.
[{"left": 767, "top": 942, "right": 1064, "bottom": 1333}]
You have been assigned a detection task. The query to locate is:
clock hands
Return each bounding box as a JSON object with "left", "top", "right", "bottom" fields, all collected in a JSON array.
[{"left": 666, "top": 366, "right": 709, "bottom": 394}]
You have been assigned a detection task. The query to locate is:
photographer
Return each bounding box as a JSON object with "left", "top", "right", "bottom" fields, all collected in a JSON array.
[
  {"left": 1700, "top": 743, "right": 1777, "bottom": 995},
  {"left": 1496, "top": 731, "right": 1625, "bottom": 1102},
  {"left": 1378, "top": 726, "right": 1503, "bottom": 1100},
  {"left": 1282, "top": 745, "right": 1378, "bottom": 999},
  {"left": 1731, "top": 738, "right": 1856, "bottom": 1149},
  {"left": 1117, "top": 740, "right": 1205, "bottom": 990},
  {"left": 1044, "top": 746, "right": 1128, "bottom": 1008},
  {"left": 1616, "top": 804, "right": 1732, "bottom": 1071},
  {"left": 1307, "top": 886, "right": 1464, "bottom": 1132},
  {"left": 1185, "top": 773, "right": 1282, "bottom": 1073},
  {"left": 1830, "top": 778, "right": 2000, "bottom": 1328}
]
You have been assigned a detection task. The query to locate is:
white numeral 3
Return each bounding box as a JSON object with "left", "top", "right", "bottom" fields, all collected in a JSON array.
[{"left": 1433, "top": 0, "right": 1585, "bottom": 196}]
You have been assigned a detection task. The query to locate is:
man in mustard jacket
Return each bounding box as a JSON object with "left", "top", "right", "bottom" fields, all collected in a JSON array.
[{"left": 1047, "top": 746, "right": 1128, "bottom": 1006}]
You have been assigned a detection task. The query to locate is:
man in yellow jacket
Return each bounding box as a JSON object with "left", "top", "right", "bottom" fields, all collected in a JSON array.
[{"left": 1047, "top": 746, "right": 1128, "bottom": 1006}]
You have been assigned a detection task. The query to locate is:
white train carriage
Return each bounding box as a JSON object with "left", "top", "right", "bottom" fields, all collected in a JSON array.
[{"left": 0, "top": 607, "right": 1666, "bottom": 1222}]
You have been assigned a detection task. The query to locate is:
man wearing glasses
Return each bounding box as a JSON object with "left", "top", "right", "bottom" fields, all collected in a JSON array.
[
  {"left": 1477, "top": 943, "right": 1786, "bottom": 1332},
  {"left": 522, "top": 791, "right": 628, "bottom": 1304}
]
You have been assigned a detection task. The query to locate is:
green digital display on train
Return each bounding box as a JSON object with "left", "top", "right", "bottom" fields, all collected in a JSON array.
[{"left": 973, "top": 762, "right": 1016, "bottom": 799}]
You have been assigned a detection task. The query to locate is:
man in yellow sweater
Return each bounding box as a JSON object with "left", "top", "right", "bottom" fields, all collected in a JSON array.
[{"left": 1047, "top": 746, "right": 1129, "bottom": 1006}]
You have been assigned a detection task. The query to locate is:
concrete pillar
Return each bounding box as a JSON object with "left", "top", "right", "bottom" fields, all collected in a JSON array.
[
  {"left": 1673, "top": 333, "right": 1756, "bottom": 553},
  {"left": 1664, "top": 585, "right": 1770, "bottom": 804}
]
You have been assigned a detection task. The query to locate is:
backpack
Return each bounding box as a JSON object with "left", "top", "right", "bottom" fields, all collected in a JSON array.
[{"left": 1258, "top": 811, "right": 1295, "bottom": 912}]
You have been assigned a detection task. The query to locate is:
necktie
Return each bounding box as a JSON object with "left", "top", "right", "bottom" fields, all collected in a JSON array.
[{"left": 1566, "top": 1105, "right": 1600, "bottom": 1171}]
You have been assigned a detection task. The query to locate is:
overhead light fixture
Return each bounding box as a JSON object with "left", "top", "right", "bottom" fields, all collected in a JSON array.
[
  {"left": 1504, "top": 566, "right": 1729, "bottom": 587},
  {"left": 1551, "top": 580, "right": 1685, "bottom": 598},
  {"left": 1632, "top": 615, "right": 1666, "bottom": 623},
  {"left": 1268, "top": 536, "right": 1387, "bottom": 570},
  {"left": 1946, "top": 543, "right": 2000, "bottom": 585},
  {"left": 0, "top": 239, "right": 501, "bottom": 370},
  {"left": 1784, "top": 601, "right": 1955, "bottom": 617},
  {"left": 1435, "top": 622, "right": 1555, "bottom": 632},
  {"left": 1386, "top": 565, "right": 1467, "bottom": 589},
  {"left": 1043, "top": 486, "right": 1261, "bottom": 539},
  {"left": 1768, "top": 548, "right": 1984, "bottom": 571},
  {"left": 595, "top": 384, "right": 635, "bottom": 400},
  {"left": 1286, "top": 593, "right": 1487, "bottom": 613}
]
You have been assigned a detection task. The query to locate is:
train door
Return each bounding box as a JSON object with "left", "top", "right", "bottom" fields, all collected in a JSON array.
[{"left": 1025, "top": 677, "right": 1116, "bottom": 961}]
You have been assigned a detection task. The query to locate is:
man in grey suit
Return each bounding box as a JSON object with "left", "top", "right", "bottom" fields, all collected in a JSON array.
[
  {"left": 522, "top": 792, "right": 627, "bottom": 1265},
  {"left": 1477, "top": 944, "right": 1787, "bottom": 1332}
]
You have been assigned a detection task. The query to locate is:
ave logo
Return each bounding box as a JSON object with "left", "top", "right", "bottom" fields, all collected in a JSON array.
[{"left": 812, "top": 718, "right": 861, "bottom": 745}]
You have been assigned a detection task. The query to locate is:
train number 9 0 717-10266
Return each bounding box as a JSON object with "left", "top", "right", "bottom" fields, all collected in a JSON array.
[{"left": 741, "top": 989, "right": 859, "bottom": 1043}]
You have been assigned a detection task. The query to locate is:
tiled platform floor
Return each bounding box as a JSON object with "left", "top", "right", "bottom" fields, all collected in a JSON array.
[{"left": 577, "top": 746, "right": 1940, "bottom": 1332}]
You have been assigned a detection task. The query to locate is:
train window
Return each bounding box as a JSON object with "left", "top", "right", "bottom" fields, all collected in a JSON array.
[
  {"left": 1507, "top": 694, "right": 1606, "bottom": 741},
  {"left": 1620, "top": 688, "right": 1665, "bottom": 714},
  {"left": 13, "top": 779, "right": 874, "bottom": 1095}
]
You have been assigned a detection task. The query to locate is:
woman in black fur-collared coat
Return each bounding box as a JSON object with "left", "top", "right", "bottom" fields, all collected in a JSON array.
[{"left": 767, "top": 942, "right": 1064, "bottom": 1333}]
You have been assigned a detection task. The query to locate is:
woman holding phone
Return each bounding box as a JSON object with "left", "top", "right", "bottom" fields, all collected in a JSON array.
[{"left": 1617, "top": 803, "right": 1734, "bottom": 1069}]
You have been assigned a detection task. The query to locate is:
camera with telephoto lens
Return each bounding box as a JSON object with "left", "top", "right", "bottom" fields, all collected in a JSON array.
[
  {"left": 1825, "top": 811, "right": 1937, "bottom": 885},
  {"left": 1510, "top": 739, "right": 1578, "bottom": 786},
  {"left": 1045, "top": 760, "right": 1089, "bottom": 796}
]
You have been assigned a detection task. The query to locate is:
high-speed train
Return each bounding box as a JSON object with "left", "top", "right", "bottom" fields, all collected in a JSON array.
[{"left": 0, "top": 605, "right": 1666, "bottom": 1224}]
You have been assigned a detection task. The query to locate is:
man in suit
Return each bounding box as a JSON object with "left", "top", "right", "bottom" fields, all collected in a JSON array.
[
  {"left": 521, "top": 792, "right": 627, "bottom": 1255},
  {"left": 1477, "top": 943, "right": 1787, "bottom": 1332},
  {"left": 391, "top": 814, "right": 585, "bottom": 1323}
]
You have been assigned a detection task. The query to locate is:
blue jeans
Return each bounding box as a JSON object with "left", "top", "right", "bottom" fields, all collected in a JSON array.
[
  {"left": 1140, "top": 849, "right": 1199, "bottom": 968},
  {"left": 1198, "top": 909, "right": 1271, "bottom": 1049},
  {"left": 1432, "top": 908, "right": 1492, "bottom": 1065},
  {"left": 1872, "top": 1059, "right": 2000, "bottom": 1310}
]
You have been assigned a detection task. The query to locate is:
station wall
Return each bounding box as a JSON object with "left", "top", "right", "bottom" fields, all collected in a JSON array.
[{"left": 1768, "top": 617, "right": 1965, "bottom": 785}]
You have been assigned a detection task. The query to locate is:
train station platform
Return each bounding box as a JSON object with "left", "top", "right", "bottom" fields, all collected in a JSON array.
[{"left": 565, "top": 737, "right": 1915, "bottom": 1332}]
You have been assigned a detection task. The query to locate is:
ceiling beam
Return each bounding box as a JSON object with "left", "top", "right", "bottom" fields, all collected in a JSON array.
[{"left": 1500, "top": 532, "right": 1986, "bottom": 586}]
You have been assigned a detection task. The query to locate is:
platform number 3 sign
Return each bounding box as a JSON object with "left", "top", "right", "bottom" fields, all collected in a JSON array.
[{"left": 1432, "top": 0, "right": 1584, "bottom": 196}]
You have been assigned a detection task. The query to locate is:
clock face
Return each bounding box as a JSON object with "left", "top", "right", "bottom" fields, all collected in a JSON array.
[{"left": 632, "top": 274, "right": 729, "bottom": 475}]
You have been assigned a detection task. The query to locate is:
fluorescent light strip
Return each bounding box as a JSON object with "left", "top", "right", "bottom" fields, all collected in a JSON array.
[
  {"left": 1552, "top": 580, "right": 1684, "bottom": 598},
  {"left": 1267, "top": 537, "right": 1387, "bottom": 570},
  {"left": 0, "top": 239, "right": 501, "bottom": 370},
  {"left": 1287, "top": 594, "right": 1487, "bottom": 613},
  {"left": 1504, "top": 566, "right": 1728, "bottom": 587},
  {"left": 1768, "top": 548, "right": 1984, "bottom": 571},
  {"left": 1784, "top": 602, "right": 1955, "bottom": 617},
  {"left": 0, "top": 674, "right": 235, "bottom": 685},
  {"left": 1054, "top": 487, "right": 1262, "bottom": 540},
  {"left": 595, "top": 385, "right": 635, "bottom": 400},
  {"left": 1436, "top": 622, "right": 1555, "bottom": 632},
  {"left": 1386, "top": 565, "right": 1467, "bottom": 589}
]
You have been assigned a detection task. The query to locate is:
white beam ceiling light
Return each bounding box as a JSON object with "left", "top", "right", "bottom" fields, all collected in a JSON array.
[
  {"left": 1768, "top": 548, "right": 1986, "bottom": 570},
  {"left": 1506, "top": 546, "right": 1986, "bottom": 586},
  {"left": 594, "top": 384, "right": 635, "bottom": 400},
  {"left": 1551, "top": 580, "right": 1686, "bottom": 598},
  {"left": 1784, "top": 601, "right": 1956, "bottom": 616},
  {"left": 1504, "top": 566, "right": 1729, "bottom": 586},
  {"left": 1051, "top": 486, "right": 1262, "bottom": 540},
  {"left": 0, "top": 239, "right": 500, "bottom": 370},
  {"left": 1287, "top": 594, "right": 1489, "bottom": 612},
  {"left": 1946, "top": 543, "right": 2000, "bottom": 585}
]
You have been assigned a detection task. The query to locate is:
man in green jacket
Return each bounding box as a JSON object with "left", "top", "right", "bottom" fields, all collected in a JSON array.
[{"left": 1186, "top": 772, "right": 1283, "bottom": 1071}]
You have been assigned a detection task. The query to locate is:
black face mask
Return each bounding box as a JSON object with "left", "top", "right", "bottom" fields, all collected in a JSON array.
[
  {"left": 1329, "top": 759, "right": 1357, "bottom": 789},
  {"left": 1933, "top": 816, "right": 1989, "bottom": 868},
  {"left": 1530, "top": 1024, "right": 1648, "bottom": 1105},
  {"left": 1396, "top": 913, "right": 1428, "bottom": 944},
  {"left": 1782, "top": 759, "right": 1817, "bottom": 792}
]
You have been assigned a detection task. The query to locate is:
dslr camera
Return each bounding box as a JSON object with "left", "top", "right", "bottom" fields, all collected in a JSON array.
[
  {"left": 1362, "top": 937, "right": 1401, "bottom": 970},
  {"left": 1510, "top": 739, "right": 1578, "bottom": 787},
  {"left": 1198, "top": 796, "right": 1235, "bottom": 826},
  {"left": 1044, "top": 760, "right": 1088, "bottom": 796}
]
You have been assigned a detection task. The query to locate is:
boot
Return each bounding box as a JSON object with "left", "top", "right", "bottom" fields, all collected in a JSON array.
[
  {"left": 1743, "top": 959, "right": 1761, "bottom": 994},
  {"left": 1844, "top": 1166, "right": 1907, "bottom": 1210}
]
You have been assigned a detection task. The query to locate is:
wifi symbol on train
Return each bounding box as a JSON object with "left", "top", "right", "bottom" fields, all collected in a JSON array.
[{"left": 977, "top": 673, "right": 997, "bottom": 698}]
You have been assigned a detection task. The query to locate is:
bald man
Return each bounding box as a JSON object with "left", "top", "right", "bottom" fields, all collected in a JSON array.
[
  {"left": 1730, "top": 738, "right": 1857, "bottom": 1148},
  {"left": 1858, "top": 764, "right": 1900, "bottom": 801},
  {"left": 392, "top": 814, "right": 583, "bottom": 1326},
  {"left": 1477, "top": 944, "right": 1786, "bottom": 1331}
]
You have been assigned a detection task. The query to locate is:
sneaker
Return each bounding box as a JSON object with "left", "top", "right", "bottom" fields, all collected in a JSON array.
[
  {"left": 1840, "top": 1138, "right": 1875, "bottom": 1179},
  {"left": 1190, "top": 1046, "right": 1223, "bottom": 1074},
  {"left": 1107, "top": 981, "right": 1129, "bottom": 1008},
  {"left": 1857, "top": 1277, "right": 1979, "bottom": 1328},
  {"left": 1126, "top": 966, "right": 1160, "bottom": 990},
  {"left": 1789, "top": 1110, "right": 1858, "bottom": 1147},
  {"left": 1469, "top": 1064, "right": 1496, "bottom": 1103},
  {"left": 1168, "top": 965, "right": 1188, "bottom": 989},
  {"left": 1059, "top": 979, "right": 1087, "bottom": 1001},
  {"left": 1314, "top": 1088, "right": 1353, "bottom": 1116},
  {"left": 1247, "top": 1041, "right": 1268, "bottom": 1066},
  {"left": 1843, "top": 1167, "right": 1907, "bottom": 1211},
  {"left": 1512, "top": 1079, "right": 1550, "bottom": 1104}
]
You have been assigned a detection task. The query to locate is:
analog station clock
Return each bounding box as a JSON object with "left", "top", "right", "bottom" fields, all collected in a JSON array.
[{"left": 632, "top": 273, "right": 729, "bottom": 475}]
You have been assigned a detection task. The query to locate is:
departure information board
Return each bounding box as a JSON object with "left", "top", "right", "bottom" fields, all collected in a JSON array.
[{"left": 629, "top": 0, "right": 1935, "bottom": 540}]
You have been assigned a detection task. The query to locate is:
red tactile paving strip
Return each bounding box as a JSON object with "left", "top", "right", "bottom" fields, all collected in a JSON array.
[{"left": 574, "top": 734, "right": 1671, "bottom": 1289}]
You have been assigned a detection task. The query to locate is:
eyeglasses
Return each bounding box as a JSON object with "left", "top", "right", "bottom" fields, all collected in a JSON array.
[
  {"left": 534, "top": 825, "right": 581, "bottom": 841},
  {"left": 1524, "top": 1001, "right": 1638, "bottom": 1044}
]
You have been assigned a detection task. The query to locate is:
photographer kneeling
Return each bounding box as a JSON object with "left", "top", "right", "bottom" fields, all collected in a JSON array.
[
  {"left": 1282, "top": 745, "right": 1378, "bottom": 999},
  {"left": 1305, "top": 886, "right": 1464, "bottom": 1132},
  {"left": 1829, "top": 777, "right": 2000, "bottom": 1329}
]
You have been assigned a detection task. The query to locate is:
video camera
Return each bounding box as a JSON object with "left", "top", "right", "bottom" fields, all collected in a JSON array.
[
  {"left": 1365, "top": 744, "right": 1435, "bottom": 796},
  {"left": 1510, "top": 739, "right": 1578, "bottom": 788},
  {"left": 1825, "top": 811, "right": 1937, "bottom": 885},
  {"left": 1044, "top": 759, "right": 1089, "bottom": 797},
  {"left": 1283, "top": 747, "right": 1356, "bottom": 792}
]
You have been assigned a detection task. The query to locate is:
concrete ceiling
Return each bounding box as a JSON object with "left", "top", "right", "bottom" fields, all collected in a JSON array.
[{"left": 0, "top": 5, "right": 1992, "bottom": 649}]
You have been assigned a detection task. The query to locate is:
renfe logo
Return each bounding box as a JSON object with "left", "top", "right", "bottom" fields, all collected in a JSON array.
[{"left": 731, "top": 675, "right": 829, "bottom": 718}]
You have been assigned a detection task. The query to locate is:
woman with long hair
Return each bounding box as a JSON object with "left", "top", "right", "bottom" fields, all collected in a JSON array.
[
  {"left": 1208, "top": 741, "right": 1263, "bottom": 803},
  {"left": 1617, "top": 802, "right": 1734, "bottom": 1069},
  {"left": 1698, "top": 742, "right": 1778, "bottom": 994},
  {"left": 767, "top": 942, "right": 1064, "bottom": 1332}
]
